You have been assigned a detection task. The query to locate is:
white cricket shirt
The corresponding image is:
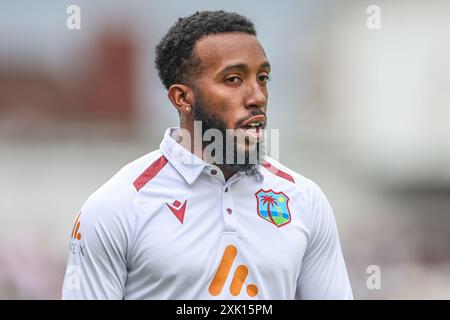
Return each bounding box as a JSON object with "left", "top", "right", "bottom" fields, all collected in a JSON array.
[{"left": 62, "top": 127, "right": 353, "bottom": 299}]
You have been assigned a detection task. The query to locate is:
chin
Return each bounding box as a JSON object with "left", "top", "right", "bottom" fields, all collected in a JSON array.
[{"left": 237, "top": 142, "right": 257, "bottom": 153}]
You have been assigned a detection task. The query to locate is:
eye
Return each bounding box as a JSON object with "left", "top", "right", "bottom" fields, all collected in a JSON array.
[
  {"left": 258, "top": 74, "right": 270, "bottom": 84},
  {"left": 224, "top": 76, "right": 242, "bottom": 85}
]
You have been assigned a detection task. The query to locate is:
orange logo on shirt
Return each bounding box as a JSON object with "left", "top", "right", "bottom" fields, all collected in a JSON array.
[
  {"left": 208, "top": 245, "right": 258, "bottom": 297},
  {"left": 71, "top": 211, "right": 82, "bottom": 240}
]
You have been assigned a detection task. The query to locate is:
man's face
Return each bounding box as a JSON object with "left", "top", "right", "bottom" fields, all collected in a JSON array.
[{"left": 191, "top": 32, "right": 270, "bottom": 172}]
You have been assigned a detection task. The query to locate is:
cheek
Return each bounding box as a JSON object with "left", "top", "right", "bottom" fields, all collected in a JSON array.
[
  {"left": 210, "top": 93, "right": 243, "bottom": 126},
  {"left": 198, "top": 82, "right": 248, "bottom": 128},
  {"left": 222, "top": 107, "right": 245, "bottom": 129}
]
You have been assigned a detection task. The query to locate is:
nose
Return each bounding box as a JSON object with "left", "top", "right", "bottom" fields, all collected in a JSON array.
[{"left": 245, "top": 80, "right": 267, "bottom": 110}]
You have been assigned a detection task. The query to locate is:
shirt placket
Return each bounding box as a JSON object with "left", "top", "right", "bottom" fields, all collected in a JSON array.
[
  {"left": 206, "top": 166, "right": 240, "bottom": 234},
  {"left": 222, "top": 180, "right": 236, "bottom": 233}
]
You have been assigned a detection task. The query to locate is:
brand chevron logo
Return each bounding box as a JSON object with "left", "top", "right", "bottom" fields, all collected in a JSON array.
[
  {"left": 208, "top": 245, "right": 258, "bottom": 297},
  {"left": 166, "top": 200, "right": 187, "bottom": 224}
]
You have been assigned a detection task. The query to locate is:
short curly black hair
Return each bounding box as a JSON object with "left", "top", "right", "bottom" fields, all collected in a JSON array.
[{"left": 155, "top": 10, "right": 257, "bottom": 90}]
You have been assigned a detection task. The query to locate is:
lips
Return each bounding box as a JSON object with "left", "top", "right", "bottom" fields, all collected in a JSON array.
[
  {"left": 239, "top": 114, "right": 266, "bottom": 128},
  {"left": 236, "top": 114, "right": 266, "bottom": 142}
]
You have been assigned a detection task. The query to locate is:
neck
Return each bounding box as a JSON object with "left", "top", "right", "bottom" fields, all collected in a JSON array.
[{"left": 216, "top": 165, "right": 236, "bottom": 181}]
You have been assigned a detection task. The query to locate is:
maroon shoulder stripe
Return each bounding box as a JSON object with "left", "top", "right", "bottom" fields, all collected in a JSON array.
[
  {"left": 262, "top": 160, "right": 295, "bottom": 184},
  {"left": 133, "top": 155, "right": 168, "bottom": 191}
]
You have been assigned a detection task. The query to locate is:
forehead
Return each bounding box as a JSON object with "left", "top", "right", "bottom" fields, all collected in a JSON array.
[{"left": 193, "top": 33, "right": 268, "bottom": 74}]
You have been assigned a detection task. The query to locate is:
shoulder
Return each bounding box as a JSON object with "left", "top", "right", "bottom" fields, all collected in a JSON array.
[
  {"left": 79, "top": 150, "right": 164, "bottom": 231},
  {"left": 262, "top": 156, "right": 325, "bottom": 200},
  {"left": 261, "top": 156, "right": 333, "bottom": 230}
]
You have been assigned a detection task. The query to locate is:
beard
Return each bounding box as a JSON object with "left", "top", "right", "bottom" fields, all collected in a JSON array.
[{"left": 192, "top": 92, "right": 266, "bottom": 176}]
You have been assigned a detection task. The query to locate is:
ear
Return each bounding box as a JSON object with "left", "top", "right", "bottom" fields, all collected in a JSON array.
[{"left": 167, "top": 84, "right": 195, "bottom": 115}]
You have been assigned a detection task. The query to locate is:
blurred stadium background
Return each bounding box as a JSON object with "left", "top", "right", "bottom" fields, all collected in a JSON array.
[{"left": 1, "top": 0, "right": 449, "bottom": 299}]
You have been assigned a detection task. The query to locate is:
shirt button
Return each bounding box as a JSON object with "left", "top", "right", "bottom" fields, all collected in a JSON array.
[
  {"left": 225, "top": 187, "right": 229, "bottom": 192},
  {"left": 210, "top": 169, "right": 217, "bottom": 175},
  {"left": 226, "top": 208, "right": 233, "bottom": 215}
]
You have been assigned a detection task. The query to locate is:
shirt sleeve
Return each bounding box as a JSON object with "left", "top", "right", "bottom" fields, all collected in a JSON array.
[
  {"left": 61, "top": 192, "right": 133, "bottom": 300},
  {"left": 295, "top": 182, "right": 353, "bottom": 300}
]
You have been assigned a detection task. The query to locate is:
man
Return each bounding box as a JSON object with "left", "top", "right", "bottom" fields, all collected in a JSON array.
[{"left": 62, "top": 10, "right": 353, "bottom": 299}]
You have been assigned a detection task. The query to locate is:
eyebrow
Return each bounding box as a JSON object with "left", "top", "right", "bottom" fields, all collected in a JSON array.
[{"left": 217, "top": 61, "right": 271, "bottom": 76}]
